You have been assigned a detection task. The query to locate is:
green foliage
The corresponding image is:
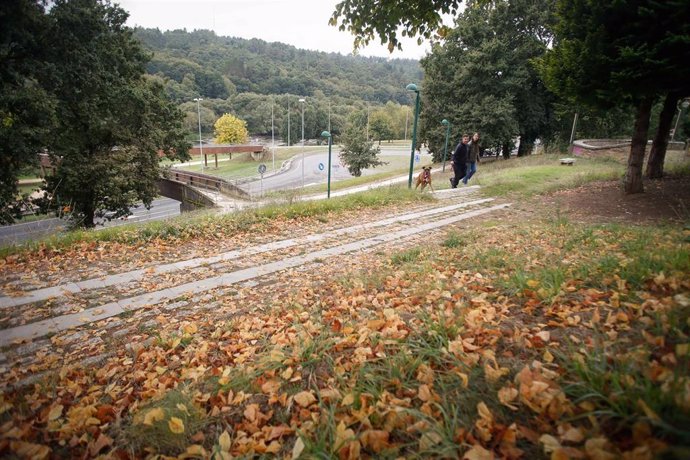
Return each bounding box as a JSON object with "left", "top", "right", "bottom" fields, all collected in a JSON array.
[
  {"left": 0, "top": 1, "right": 189, "bottom": 227},
  {"left": 0, "top": 0, "right": 55, "bottom": 224},
  {"left": 330, "top": 0, "right": 463, "bottom": 53},
  {"left": 542, "top": 0, "right": 690, "bottom": 109},
  {"left": 213, "top": 113, "right": 249, "bottom": 144},
  {"left": 133, "top": 28, "right": 423, "bottom": 106},
  {"left": 339, "top": 123, "right": 385, "bottom": 177},
  {"left": 38, "top": 0, "right": 190, "bottom": 228},
  {"left": 420, "top": 0, "right": 556, "bottom": 160},
  {"left": 369, "top": 110, "right": 395, "bottom": 144}
]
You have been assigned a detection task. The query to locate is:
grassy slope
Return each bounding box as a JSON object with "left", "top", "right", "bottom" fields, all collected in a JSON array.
[{"left": 2, "top": 151, "right": 690, "bottom": 459}]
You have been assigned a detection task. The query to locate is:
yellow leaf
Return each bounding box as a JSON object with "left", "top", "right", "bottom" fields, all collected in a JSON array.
[
  {"left": 341, "top": 393, "right": 355, "bottom": 406},
  {"left": 143, "top": 408, "right": 165, "bottom": 426},
  {"left": 527, "top": 279, "right": 540, "bottom": 288},
  {"left": 676, "top": 343, "right": 689, "bottom": 356},
  {"left": 182, "top": 445, "right": 207, "bottom": 458},
  {"left": 9, "top": 441, "right": 51, "bottom": 459},
  {"left": 535, "top": 331, "right": 550, "bottom": 342},
  {"left": 292, "top": 437, "right": 305, "bottom": 459},
  {"left": 48, "top": 404, "right": 63, "bottom": 421},
  {"left": 293, "top": 391, "right": 316, "bottom": 407},
  {"left": 561, "top": 427, "right": 584, "bottom": 443},
  {"left": 266, "top": 440, "right": 281, "bottom": 453},
  {"left": 543, "top": 350, "right": 554, "bottom": 363},
  {"left": 168, "top": 417, "right": 185, "bottom": 434},
  {"left": 498, "top": 386, "right": 519, "bottom": 410},
  {"left": 540, "top": 434, "right": 561, "bottom": 453},
  {"left": 463, "top": 444, "right": 494, "bottom": 460},
  {"left": 418, "top": 384, "right": 432, "bottom": 402},
  {"left": 176, "top": 403, "right": 190, "bottom": 415},
  {"left": 419, "top": 431, "right": 442, "bottom": 450},
  {"left": 219, "top": 430, "right": 232, "bottom": 452},
  {"left": 261, "top": 379, "right": 281, "bottom": 394}
]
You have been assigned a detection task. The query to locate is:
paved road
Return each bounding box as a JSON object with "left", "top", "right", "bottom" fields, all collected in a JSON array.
[
  {"left": 240, "top": 146, "right": 426, "bottom": 196},
  {"left": 0, "top": 197, "right": 181, "bottom": 246}
]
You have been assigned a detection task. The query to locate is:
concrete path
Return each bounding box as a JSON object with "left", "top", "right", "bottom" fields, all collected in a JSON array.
[{"left": 0, "top": 188, "right": 508, "bottom": 347}]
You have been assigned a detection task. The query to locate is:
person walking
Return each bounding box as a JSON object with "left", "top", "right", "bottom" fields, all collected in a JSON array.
[
  {"left": 449, "top": 134, "right": 469, "bottom": 188},
  {"left": 463, "top": 132, "right": 481, "bottom": 185}
]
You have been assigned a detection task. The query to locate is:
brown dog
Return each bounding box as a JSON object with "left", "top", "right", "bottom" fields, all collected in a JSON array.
[{"left": 415, "top": 166, "right": 434, "bottom": 192}]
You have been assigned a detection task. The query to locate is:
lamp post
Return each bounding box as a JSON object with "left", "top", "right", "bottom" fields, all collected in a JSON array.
[
  {"left": 671, "top": 99, "right": 690, "bottom": 142},
  {"left": 287, "top": 96, "right": 290, "bottom": 147},
  {"left": 441, "top": 119, "right": 450, "bottom": 172},
  {"left": 406, "top": 83, "right": 421, "bottom": 189},
  {"left": 271, "top": 98, "right": 275, "bottom": 171},
  {"left": 299, "top": 97, "right": 306, "bottom": 188},
  {"left": 321, "top": 131, "right": 333, "bottom": 199},
  {"left": 193, "top": 97, "right": 204, "bottom": 173}
]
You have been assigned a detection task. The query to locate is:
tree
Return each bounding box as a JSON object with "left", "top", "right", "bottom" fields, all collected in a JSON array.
[
  {"left": 646, "top": 93, "right": 682, "bottom": 179},
  {"left": 339, "top": 123, "right": 385, "bottom": 177},
  {"left": 41, "top": 0, "right": 189, "bottom": 227},
  {"left": 214, "top": 114, "right": 249, "bottom": 144},
  {"left": 0, "top": 0, "right": 55, "bottom": 224},
  {"left": 541, "top": 0, "right": 690, "bottom": 194},
  {"left": 369, "top": 111, "right": 394, "bottom": 144},
  {"left": 330, "top": 0, "right": 462, "bottom": 52},
  {"left": 419, "top": 0, "right": 554, "bottom": 161}
]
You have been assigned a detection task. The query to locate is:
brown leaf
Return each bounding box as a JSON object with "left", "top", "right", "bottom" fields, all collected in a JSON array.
[
  {"left": 360, "top": 430, "right": 390, "bottom": 453},
  {"left": 89, "top": 433, "right": 113, "bottom": 457},
  {"left": 294, "top": 391, "right": 317, "bottom": 407}
]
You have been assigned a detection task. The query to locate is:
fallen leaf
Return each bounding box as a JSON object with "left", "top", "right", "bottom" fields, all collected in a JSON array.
[
  {"left": 168, "top": 417, "right": 185, "bottom": 434},
  {"left": 463, "top": 444, "right": 494, "bottom": 460},
  {"left": 292, "top": 437, "right": 305, "bottom": 459},
  {"left": 293, "top": 391, "right": 316, "bottom": 407},
  {"left": 143, "top": 408, "right": 165, "bottom": 426},
  {"left": 48, "top": 404, "right": 63, "bottom": 421}
]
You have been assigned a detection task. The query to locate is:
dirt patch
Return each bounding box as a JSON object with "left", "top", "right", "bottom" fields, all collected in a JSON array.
[{"left": 545, "top": 174, "right": 690, "bottom": 224}]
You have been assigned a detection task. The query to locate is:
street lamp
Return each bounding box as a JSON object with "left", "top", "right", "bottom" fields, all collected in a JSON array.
[
  {"left": 321, "top": 131, "right": 333, "bottom": 199},
  {"left": 406, "top": 83, "right": 421, "bottom": 189},
  {"left": 193, "top": 97, "right": 204, "bottom": 173},
  {"left": 299, "top": 97, "right": 306, "bottom": 188},
  {"left": 441, "top": 119, "right": 450, "bottom": 172},
  {"left": 671, "top": 98, "right": 690, "bottom": 142}
]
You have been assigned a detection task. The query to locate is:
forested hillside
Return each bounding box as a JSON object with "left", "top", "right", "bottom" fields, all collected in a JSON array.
[{"left": 133, "top": 28, "right": 423, "bottom": 141}]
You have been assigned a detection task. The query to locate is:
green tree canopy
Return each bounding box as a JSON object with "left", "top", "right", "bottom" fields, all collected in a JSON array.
[
  {"left": 330, "top": 0, "right": 462, "bottom": 52},
  {"left": 42, "top": 0, "right": 189, "bottom": 227},
  {"left": 420, "top": 0, "right": 555, "bottom": 160},
  {"left": 541, "top": 0, "right": 690, "bottom": 193},
  {"left": 0, "top": 0, "right": 55, "bottom": 223},
  {"left": 339, "top": 122, "right": 385, "bottom": 177}
]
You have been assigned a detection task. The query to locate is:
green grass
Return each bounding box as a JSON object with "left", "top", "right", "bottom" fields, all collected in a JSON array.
[
  {"left": 0, "top": 187, "right": 433, "bottom": 257},
  {"left": 123, "top": 389, "right": 208, "bottom": 456},
  {"left": 173, "top": 146, "right": 324, "bottom": 178}
]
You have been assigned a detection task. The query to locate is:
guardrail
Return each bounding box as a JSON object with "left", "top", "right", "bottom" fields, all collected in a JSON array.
[{"left": 162, "top": 169, "right": 250, "bottom": 199}]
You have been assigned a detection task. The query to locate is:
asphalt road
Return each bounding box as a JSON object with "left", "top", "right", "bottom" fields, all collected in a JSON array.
[
  {"left": 239, "top": 146, "right": 422, "bottom": 196},
  {"left": 0, "top": 197, "right": 181, "bottom": 247}
]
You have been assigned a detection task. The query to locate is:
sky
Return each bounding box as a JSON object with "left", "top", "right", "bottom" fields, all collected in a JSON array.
[{"left": 115, "top": 0, "right": 434, "bottom": 60}]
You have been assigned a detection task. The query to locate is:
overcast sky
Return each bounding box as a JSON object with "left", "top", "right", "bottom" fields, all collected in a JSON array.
[{"left": 115, "top": 0, "right": 434, "bottom": 60}]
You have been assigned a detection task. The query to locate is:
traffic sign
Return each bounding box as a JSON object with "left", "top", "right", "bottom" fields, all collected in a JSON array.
[{"left": 258, "top": 164, "right": 267, "bottom": 175}]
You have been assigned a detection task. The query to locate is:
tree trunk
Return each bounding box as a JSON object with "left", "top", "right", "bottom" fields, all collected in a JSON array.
[
  {"left": 502, "top": 143, "right": 511, "bottom": 160},
  {"left": 646, "top": 92, "right": 680, "bottom": 179},
  {"left": 517, "top": 133, "right": 535, "bottom": 157},
  {"left": 624, "top": 97, "right": 654, "bottom": 194}
]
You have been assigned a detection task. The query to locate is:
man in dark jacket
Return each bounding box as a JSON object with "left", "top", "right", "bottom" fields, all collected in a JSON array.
[
  {"left": 463, "top": 132, "right": 481, "bottom": 184},
  {"left": 449, "top": 134, "right": 469, "bottom": 188}
]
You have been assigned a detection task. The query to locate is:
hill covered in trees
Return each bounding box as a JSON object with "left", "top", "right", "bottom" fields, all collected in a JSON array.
[
  {"left": 133, "top": 28, "right": 422, "bottom": 142},
  {"left": 135, "top": 28, "right": 422, "bottom": 104}
]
